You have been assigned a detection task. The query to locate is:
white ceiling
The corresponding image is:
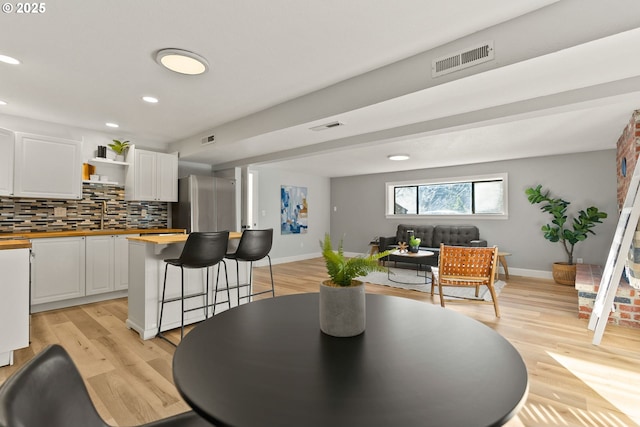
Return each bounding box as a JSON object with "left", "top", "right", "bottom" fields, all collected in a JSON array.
[{"left": 1, "top": 0, "right": 639, "bottom": 177}]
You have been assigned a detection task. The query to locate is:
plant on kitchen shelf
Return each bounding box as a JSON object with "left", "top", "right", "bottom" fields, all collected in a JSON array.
[
  {"left": 320, "top": 233, "right": 390, "bottom": 287},
  {"left": 108, "top": 139, "right": 130, "bottom": 155}
]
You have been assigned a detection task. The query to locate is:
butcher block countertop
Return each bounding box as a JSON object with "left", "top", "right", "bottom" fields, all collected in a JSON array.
[
  {"left": 0, "top": 228, "right": 186, "bottom": 241},
  {"left": 128, "top": 231, "right": 242, "bottom": 245},
  {"left": 0, "top": 239, "right": 31, "bottom": 250}
]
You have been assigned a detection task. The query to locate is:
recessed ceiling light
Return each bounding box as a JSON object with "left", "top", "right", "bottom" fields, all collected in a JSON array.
[
  {"left": 388, "top": 154, "right": 410, "bottom": 161},
  {"left": 0, "top": 55, "right": 20, "bottom": 65},
  {"left": 105, "top": 122, "right": 119, "bottom": 128},
  {"left": 0, "top": 100, "right": 6, "bottom": 106},
  {"left": 155, "top": 48, "right": 209, "bottom": 75},
  {"left": 142, "top": 96, "right": 159, "bottom": 103}
]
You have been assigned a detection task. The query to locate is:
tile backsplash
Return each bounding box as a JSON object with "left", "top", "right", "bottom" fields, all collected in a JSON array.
[{"left": 0, "top": 183, "right": 168, "bottom": 233}]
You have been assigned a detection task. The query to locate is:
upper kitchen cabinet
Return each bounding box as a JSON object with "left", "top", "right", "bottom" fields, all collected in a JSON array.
[
  {"left": 14, "top": 132, "right": 83, "bottom": 199},
  {"left": 125, "top": 145, "right": 178, "bottom": 202},
  {"left": 0, "top": 128, "right": 14, "bottom": 196}
]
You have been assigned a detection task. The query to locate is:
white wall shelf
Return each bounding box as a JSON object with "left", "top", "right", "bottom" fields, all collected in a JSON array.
[
  {"left": 89, "top": 158, "right": 129, "bottom": 166},
  {"left": 82, "top": 180, "right": 120, "bottom": 186}
]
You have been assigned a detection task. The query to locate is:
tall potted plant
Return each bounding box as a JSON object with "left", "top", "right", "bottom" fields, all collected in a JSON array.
[
  {"left": 319, "top": 234, "right": 391, "bottom": 337},
  {"left": 525, "top": 185, "right": 607, "bottom": 285}
]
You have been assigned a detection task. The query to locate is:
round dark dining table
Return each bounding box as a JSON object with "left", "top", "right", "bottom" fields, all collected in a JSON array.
[{"left": 173, "top": 293, "right": 528, "bottom": 427}]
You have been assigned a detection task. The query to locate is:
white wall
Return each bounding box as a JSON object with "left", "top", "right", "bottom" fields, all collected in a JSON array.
[{"left": 253, "top": 166, "right": 330, "bottom": 264}]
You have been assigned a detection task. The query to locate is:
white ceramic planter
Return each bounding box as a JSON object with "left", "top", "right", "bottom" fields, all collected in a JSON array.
[{"left": 319, "top": 280, "right": 366, "bottom": 337}]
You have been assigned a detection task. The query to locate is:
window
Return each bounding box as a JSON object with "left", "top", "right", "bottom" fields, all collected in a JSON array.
[{"left": 386, "top": 173, "right": 507, "bottom": 218}]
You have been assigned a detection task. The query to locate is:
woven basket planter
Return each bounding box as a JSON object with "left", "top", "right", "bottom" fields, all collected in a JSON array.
[{"left": 552, "top": 262, "right": 577, "bottom": 285}]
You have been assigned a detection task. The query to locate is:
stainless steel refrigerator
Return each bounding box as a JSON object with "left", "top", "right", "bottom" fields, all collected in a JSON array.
[{"left": 172, "top": 175, "right": 237, "bottom": 233}]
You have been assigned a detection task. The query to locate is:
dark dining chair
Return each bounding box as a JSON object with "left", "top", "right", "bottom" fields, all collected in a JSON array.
[
  {"left": 0, "top": 344, "right": 215, "bottom": 427},
  {"left": 224, "top": 228, "right": 275, "bottom": 306},
  {"left": 158, "top": 231, "right": 230, "bottom": 345}
]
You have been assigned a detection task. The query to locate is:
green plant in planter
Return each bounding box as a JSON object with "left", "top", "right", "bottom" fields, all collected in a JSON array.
[
  {"left": 108, "top": 139, "right": 130, "bottom": 155},
  {"left": 525, "top": 185, "right": 607, "bottom": 265},
  {"left": 409, "top": 235, "right": 421, "bottom": 247},
  {"left": 320, "top": 234, "right": 391, "bottom": 286}
]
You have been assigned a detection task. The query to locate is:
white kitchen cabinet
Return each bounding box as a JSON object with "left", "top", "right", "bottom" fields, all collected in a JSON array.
[
  {"left": 156, "top": 152, "right": 178, "bottom": 201},
  {"left": 86, "top": 235, "right": 115, "bottom": 295},
  {"left": 125, "top": 146, "right": 178, "bottom": 202},
  {"left": 0, "top": 128, "right": 14, "bottom": 196},
  {"left": 0, "top": 247, "right": 29, "bottom": 366},
  {"left": 14, "top": 132, "right": 82, "bottom": 199},
  {"left": 86, "top": 234, "right": 134, "bottom": 295},
  {"left": 31, "top": 237, "right": 86, "bottom": 305},
  {"left": 114, "top": 234, "right": 133, "bottom": 291}
]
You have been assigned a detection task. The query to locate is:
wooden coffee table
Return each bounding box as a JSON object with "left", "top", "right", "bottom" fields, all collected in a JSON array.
[
  {"left": 388, "top": 249, "right": 434, "bottom": 284},
  {"left": 496, "top": 252, "right": 511, "bottom": 280}
]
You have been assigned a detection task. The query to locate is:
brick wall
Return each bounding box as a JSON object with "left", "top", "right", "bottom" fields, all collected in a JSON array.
[
  {"left": 576, "top": 264, "right": 640, "bottom": 329},
  {"left": 616, "top": 110, "right": 640, "bottom": 209},
  {"left": 577, "top": 110, "right": 640, "bottom": 330}
]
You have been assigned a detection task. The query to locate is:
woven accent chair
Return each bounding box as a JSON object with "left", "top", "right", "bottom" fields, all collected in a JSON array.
[{"left": 430, "top": 243, "right": 501, "bottom": 317}]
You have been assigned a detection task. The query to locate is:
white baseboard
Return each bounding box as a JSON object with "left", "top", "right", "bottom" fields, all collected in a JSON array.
[
  {"left": 507, "top": 267, "right": 552, "bottom": 279},
  {"left": 31, "top": 290, "right": 128, "bottom": 313},
  {"left": 261, "top": 253, "right": 554, "bottom": 280},
  {"left": 253, "top": 252, "right": 322, "bottom": 267}
]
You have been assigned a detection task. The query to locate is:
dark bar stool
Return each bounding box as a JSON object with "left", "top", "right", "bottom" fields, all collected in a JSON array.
[
  {"left": 157, "top": 231, "right": 230, "bottom": 346},
  {"left": 223, "top": 228, "right": 274, "bottom": 306}
]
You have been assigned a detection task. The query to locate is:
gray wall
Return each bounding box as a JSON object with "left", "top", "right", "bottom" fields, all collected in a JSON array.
[{"left": 330, "top": 150, "right": 618, "bottom": 277}]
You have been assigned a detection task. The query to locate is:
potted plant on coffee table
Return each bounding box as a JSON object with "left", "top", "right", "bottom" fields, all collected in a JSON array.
[
  {"left": 525, "top": 185, "right": 607, "bottom": 285},
  {"left": 409, "top": 235, "right": 421, "bottom": 253},
  {"left": 319, "top": 234, "right": 391, "bottom": 337}
]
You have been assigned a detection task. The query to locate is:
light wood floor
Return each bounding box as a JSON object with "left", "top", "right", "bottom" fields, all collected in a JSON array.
[{"left": 1, "top": 258, "right": 639, "bottom": 427}]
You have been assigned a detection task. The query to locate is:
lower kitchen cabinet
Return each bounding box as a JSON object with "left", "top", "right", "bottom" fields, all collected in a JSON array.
[
  {"left": 114, "top": 234, "right": 132, "bottom": 291},
  {"left": 31, "top": 237, "right": 86, "bottom": 305},
  {"left": 31, "top": 234, "right": 137, "bottom": 310},
  {"left": 86, "top": 235, "right": 115, "bottom": 295},
  {"left": 86, "top": 234, "right": 134, "bottom": 295}
]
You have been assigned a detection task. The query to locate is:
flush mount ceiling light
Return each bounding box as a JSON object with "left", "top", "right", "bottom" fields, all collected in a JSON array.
[
  {"left": 388, "top": 154, "right": 410, "bottom": 161},
  {"left": 0, "top": 100, "right": 6, "bottom": 106},
  {"left": 105, "top": 122, "right": 119, "bottom": 128},
  {"left": 0, "top": 54, "right": 20, "bottom": 65},
  {"left": 142, "top": 96, "right": 159, "bottom": 103},
  {"left": 155, "top": 48, "right": 209, "bottom": 75}
]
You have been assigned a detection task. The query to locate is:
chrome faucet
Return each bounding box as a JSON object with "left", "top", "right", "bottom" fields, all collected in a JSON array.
[{"left": 100, "top": 200, "right": 107, "bottom": 230}]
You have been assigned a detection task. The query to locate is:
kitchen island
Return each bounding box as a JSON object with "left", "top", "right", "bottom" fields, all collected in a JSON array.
[{"left": 126, "top": 232, "right": 249, "bottom": 340}]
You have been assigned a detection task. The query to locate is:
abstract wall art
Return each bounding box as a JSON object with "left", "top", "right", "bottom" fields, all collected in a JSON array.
[{"left": 281, "top": 185, "right": 308, "bottom": 234}]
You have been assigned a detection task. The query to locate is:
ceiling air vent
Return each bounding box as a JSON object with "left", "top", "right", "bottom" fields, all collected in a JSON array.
[
  {"left": 310, "top": 121, "right": 344, "bottom": 131},
  {"left": 432, "top": 41, "right": 494, "bottom": 78},
  {"left": 201, "top": 134, "right": 215, "bottom": 145}
]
